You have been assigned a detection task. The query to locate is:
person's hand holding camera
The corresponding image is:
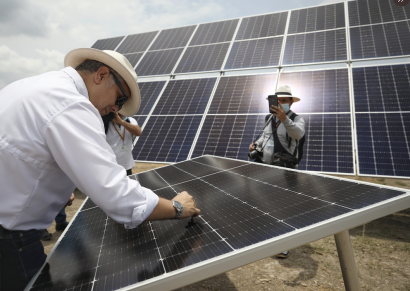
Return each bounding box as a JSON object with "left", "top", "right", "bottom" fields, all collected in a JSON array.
[
  {"left": 270, "top": 101, "right": 287, "bottom": 122},
  {"left": 249, "top": 143, "right": 258, "bottom": 152},
  {"left": 172, "top": 191, "right": 201, "bottom": 219}
]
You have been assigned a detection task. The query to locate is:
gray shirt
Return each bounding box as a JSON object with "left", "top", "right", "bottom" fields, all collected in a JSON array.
[{"left": 256, "top": 111, "right": 305, "bottom": 164}]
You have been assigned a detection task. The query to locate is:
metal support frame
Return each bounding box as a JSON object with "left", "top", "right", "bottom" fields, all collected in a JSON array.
[{"left": 334, "top": 230, "right": 361, "bottom": 291}]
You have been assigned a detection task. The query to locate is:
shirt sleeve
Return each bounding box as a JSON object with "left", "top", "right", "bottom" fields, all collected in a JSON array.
[
  {"left": 129, "top": 117, "right": 138, "bottom": 126},
  {"left": 45, "top": 102, "right": 158, "bottom": 229},
  {"left": 282, "top": 115, "right": 305, "bottom": 140}
]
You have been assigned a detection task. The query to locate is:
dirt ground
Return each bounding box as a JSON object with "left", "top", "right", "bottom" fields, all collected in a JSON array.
[{"left": 42, "top": 163, "right": 410, "bottom": 291}]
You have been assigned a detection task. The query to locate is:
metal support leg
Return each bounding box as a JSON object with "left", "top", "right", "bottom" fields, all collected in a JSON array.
[{"left": 334, "top": 230, "right": 360, "bottom": 291}]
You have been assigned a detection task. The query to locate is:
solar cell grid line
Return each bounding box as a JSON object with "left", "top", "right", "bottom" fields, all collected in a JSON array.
[
  {"left": 353, "top": 64, "right": 410, "bottom": 113},
  {"left": 287, "top": 2, "right": 345, "bottom": 34},
  {"left": 297, "top": 113, "right": 354, "bottom": 174},
  {"left": 123, "top": 52, "right": 144, "bottom": 67},
  {"left": 173, "top": 43, "right": 230, "bottom": 74},
  {"left": 135, "top": 48, "right": 184, "bottom": 76},
  {"left": 132, "top": 115, "right": 202, "bottom": 163},
  {"left": 151, "top": 78, "right": 217, "bottom": 115},
  {"left": 235, "top": 11, "right": 288, "bottom": 40},
  {"left": 149, "top": 25, "right": 196, "bottom": 51},
  {"left": 91, "top": 36, "right": 125, "bottom": 50},
  {"left": 116, "top": 31, "right": 159, "bottom": 54},
  {"left": 208, "top": 74, "right": 277, "bottom": 114},
  {"left": 348, "top": 0, "right": 410, "bottom": 27},
  {"left": 355, "top": 112, "right": 410, "bottom": 178},
  {"left": 350, "top": 20, "right": 410, "bottom": 60},
  {"left": 136, "top": 81, "right": 167, "bottom": 115},
  {"left": 191, "top": 115, "right": 266, "bottom": 161},
  {"left": 189, "top": 19, "right": 239, "bottom": 46},
  {"left": 224, "top": 37, "right": 283, "bottom": 70},
  {"left": 277, "top": 69, "right": 351, "bottom": 113},
  {"left": 282, "top": 29, "right": 347, "bottom": 65}
]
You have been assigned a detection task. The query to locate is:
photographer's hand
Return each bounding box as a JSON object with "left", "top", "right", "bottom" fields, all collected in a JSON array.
[
  {"left": 271, "top": 101, "right": 287, "bottom": 122},
  {"left": 249, "top": 143, "right": 257, "bottom": 151}
]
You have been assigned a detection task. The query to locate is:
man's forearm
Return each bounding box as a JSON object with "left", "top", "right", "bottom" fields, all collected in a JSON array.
[{"left": 120, "top": 121, "right": 142, "bottom": 136}]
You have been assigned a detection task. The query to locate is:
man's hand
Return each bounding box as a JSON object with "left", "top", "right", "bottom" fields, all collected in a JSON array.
[
  {"left": 172, "top": 191, "right": 201, "bottom": 219},
  {"left": 112, "top": 112, "right": 124, "bottom": 125},
  {"left": 65, "top": 193, "right": 75, "bottom": 207},
  {"left": 249, "top": 143, "right": 257, "bottom": 152},
  {"left": 270, "top": 101, "right": 287, "bottom": 122}
]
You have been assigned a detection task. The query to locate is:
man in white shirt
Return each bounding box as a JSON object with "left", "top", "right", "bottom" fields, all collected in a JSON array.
[
  {"left": 0, "top": 48, "right": 200, "bottom": 291},
  {"left": 105, "top": 112, "right": 141, "bottom": 176}
]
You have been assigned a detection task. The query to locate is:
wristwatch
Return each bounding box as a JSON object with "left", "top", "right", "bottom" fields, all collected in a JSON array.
[{"left": 172, "top": 200, "right": 183, "bottom": 220}]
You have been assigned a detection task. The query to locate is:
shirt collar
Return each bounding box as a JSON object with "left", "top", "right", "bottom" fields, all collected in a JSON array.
[{"left": 62, "top": 66, "right": 89, "bottom": 99}]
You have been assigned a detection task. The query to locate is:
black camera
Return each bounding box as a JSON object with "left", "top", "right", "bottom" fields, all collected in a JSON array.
[{"left": 248, "top": 144, "right": 261, "bottom": 159}]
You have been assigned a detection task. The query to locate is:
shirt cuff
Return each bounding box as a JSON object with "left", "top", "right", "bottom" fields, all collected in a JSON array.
[
  {"left": 124, "top": 189, "right": 159, "bottom": 229},
  {"left": 282, "top": 116, "right": 291, "bottom": 126}
]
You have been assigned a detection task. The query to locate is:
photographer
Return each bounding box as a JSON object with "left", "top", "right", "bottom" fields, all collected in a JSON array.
[
  {"left": 249, "top": 85, "right": 305, "bottom": 258},
  {"left": 105, "top": 112, "right": 142, "bottom": 176}
]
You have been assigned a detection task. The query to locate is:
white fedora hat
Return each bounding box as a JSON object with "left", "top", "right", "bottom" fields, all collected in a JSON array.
[
  {"left": 64, "top": 48, "right": 141, "bottom": 116},
  {"left": 275, "top": 85, "right": 300, "bottom": 102}
]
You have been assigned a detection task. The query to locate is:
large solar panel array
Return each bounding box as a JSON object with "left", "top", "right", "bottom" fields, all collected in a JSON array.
[
  {"left": 28, "top": 156, "right": 410, "bottom": 291},
  {"left": 88, "top": 0, "right": 410, "bottom": 177}
]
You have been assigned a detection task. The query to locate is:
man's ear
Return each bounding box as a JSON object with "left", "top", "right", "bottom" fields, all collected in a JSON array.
[{"left": 94, "top": 66, "right": 110, "bottom": 85}]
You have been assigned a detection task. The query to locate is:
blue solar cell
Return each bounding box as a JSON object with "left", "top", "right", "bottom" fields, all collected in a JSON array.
[
  {"left": 353, "top": 64, "right": 410, "bottom": 112},
  {"left": 91, "top": 36, "right": 124, "bottom": 50},
  {"left": 283, "top": 29, "right": 347, "bottom": 65},
  {"left": 288, "top": 3, "right": 345, "bottom": 34},
  {"left": 356, "top": 113, "right": 410, "bottom": 177},
  {"left": 224, "top": 37, "right": 283, "bottom": 70},
  {"left": 350, "top": 21, "right": 410, "bottom": 60},
  {"left": 152, "top": 78, "right": 216, "bottom": 115},
  {"left": 116, "top": 31, "right": 158, "bottom": 54},
  {"left": 132, "top": 115, "right": 148, "bottom": 127},
  {"left": 124, "top": 52, "right": 144, "bottom": 67},
  {"left": 278, "top": 69, "right": 350, "bottom": 114},
  {"left": 174, "top": 43, "right": 230, "bottom": 74},
  {"left": 133, "top": 116, "right": 202, "bottom": 162},
  {"left": 235, "top": 12, "right": 288, "bottom": 40},
  {"left": 137, "top": 81, "right": 167, "bottom": 115},
  {"left": 190, "top": 19, "right": 239, "bottom": 46},
  {"left": 208, "top": 74, "right": 277, "bottom": 114},
  {"left": 149, "top": 26, "right": 196, "bottom": 51},
  {"left": 298, "top": 114, "right": 354, "bottom": 174},
  {"left": 191, "top": 115, "right": 266, "bottom": 161},
  {"left": 135, "top": 48, "right": 184, "bottom": 76}
]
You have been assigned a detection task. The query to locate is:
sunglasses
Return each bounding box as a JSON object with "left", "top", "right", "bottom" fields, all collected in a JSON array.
[{"left": 111, "top": 71, "right": 129, "bottom": 111}]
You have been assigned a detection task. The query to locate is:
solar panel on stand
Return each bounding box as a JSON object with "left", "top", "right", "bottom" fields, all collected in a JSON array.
[
  {"left": 174, "top": 43, "right": 230, "bottom": 73},
  {"left": 189, "top": 19, "right": 239, "bottom": 46},
  {"left": 149, "top": 26, "right": 196, "bottom": 51},
  {"left": 28, "top": 156, "right": 410, "bottom": 291},
  {"left": 353, "top": 64, "right": 410, "bottom": 178},
  {"left": 91, "top": 36, "right": 125, "bottom": 50},
  {"left": 235, "top": 12, "right": 288, "bottom": 40},
  {"left": 116, "top": 31, "right": 159, "bottom": 54},
  {"left": 135, "top": 48, "right": 184, "bottom": 76}
]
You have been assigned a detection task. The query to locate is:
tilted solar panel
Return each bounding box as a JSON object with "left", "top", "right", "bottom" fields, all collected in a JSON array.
[
  {"left": 224, "top": 37, "right": 283, "bottom": 70},
  {"left": 137, "top": 81, "right": 167, "bottom": 115},
  {"left": 116, "top": 31, "right": 159, "bottom": 54},
  {"left": 350, "top": 20, "right": 410, "bottom": 60},
  {"left": 149, "top": 26, "right": 196, "bottom": 51},
  {"left": 288, "top": 3, "right": 345, "bottom": 34},
  {"left": 135, "top": 48, "right": 184, "bottom": 76},
  {"left": 132, "top": 116, "right": 202, "bottom": 162},
  {"left": 124, "top": 52, "right": 144, "bottom": 67},
  {"left": 278, "top": 69, "right": 351, "bottom": 113},
  {"left": 235, "top": 12, "right": 288, "bottom": 40},
  {"left": 28, "top": 156, "right": 409, "bottom": 291},
  {"left": 355, "top": 113, "right": 410, "bottom": 177},
  {"left": 91, "top": 36, "right": 125, "bottom": 50},
  {"left": 174, "top": 43, "right": 230, "bottom": 74},
  {"left": 282, "top": 29, "right": 347, "bottom": 65},
  {"left": 151, "top": 78, "right": 216, "bottom": 115},
  {"left": 189, "top": 19, "right": 239, "bottom": 46},
  {"left": 349, "top": 0, "right": 410, "bottom": 27},
  {"left": 208, "top": 74, "right": 277, "bottom": 114}
]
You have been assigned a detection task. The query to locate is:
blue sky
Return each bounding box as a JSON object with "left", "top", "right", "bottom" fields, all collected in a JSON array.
[{"left": 0, "top": 0, "right": 343, "bottom": 89}]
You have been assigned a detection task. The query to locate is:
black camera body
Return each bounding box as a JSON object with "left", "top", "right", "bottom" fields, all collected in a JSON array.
[{"left": 248, "top": 144, "right": 261, "bottom": 159}]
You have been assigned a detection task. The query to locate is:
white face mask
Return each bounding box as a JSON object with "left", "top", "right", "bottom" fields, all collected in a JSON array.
[{"left": 281, "top": 103, "right": 290, "bottom": 113}]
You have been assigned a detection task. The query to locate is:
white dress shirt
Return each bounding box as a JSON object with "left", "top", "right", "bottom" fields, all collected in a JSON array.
[
  {"left": 106, "top": 117, "right": 138, "bottom": 170},
  {"left": 0, "top": 67, "right": 159, "bottom": 230}
]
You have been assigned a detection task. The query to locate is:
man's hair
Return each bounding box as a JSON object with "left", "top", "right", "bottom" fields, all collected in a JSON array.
[{"left": 75, "top": 59, "right": 124, "bottom": 83}]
